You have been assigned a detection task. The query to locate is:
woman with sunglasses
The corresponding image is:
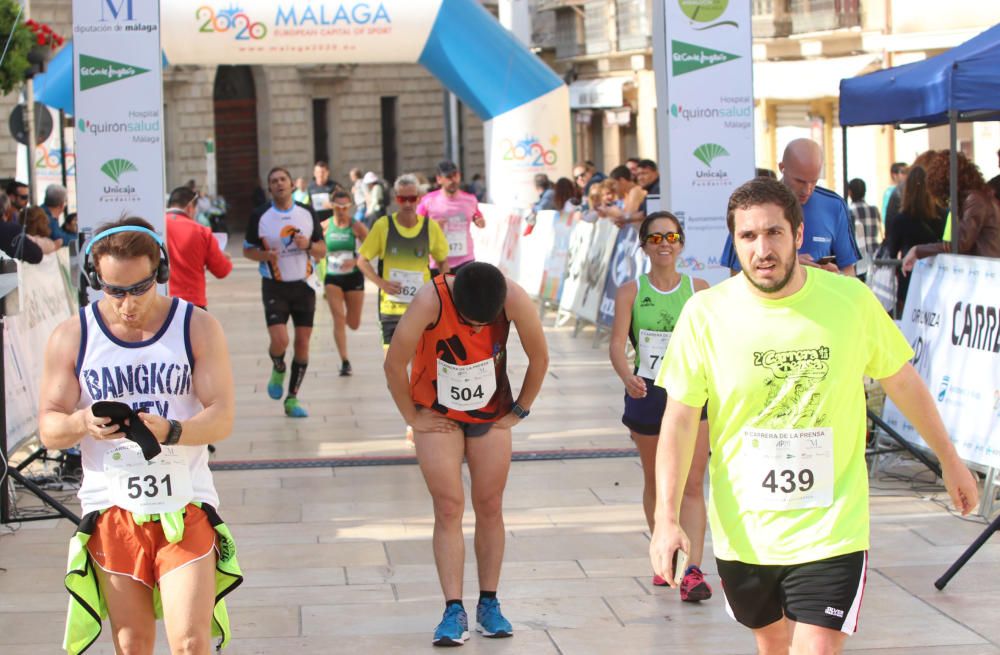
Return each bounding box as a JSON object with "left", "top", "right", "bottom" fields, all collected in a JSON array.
[
  {"left": 321, "top": 190, "right": 369, "bottom": 376},
  {"left": 609, "top": 211, "right": 713, "bottom": 601}
]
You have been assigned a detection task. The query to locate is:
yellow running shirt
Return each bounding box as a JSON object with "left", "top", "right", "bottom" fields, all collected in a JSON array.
[
  {"left": 656, "top": 268, "right": 913, "bottom": 565},
  {"left": 359, "top": 213, "right": 449, "bottom": 317}
]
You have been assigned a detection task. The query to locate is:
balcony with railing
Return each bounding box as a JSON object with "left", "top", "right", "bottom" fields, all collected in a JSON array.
[
  {"left": 553, "top": 7, "right": 585, "bottom": 59},
  {"left": 789, "top": 0, "right": 861, "bottom": 33},
  {"left": 753, "top": 0, "right": 862, "bottom": 38},
  {"left": 616, "top": 0, "right": 652, "bottom": 52},
  {"left": 536, "top": 0, "right": 586, "bottom": 10},
  {"left": 752, "top": 0, "right": 792, "bottom": 38}
]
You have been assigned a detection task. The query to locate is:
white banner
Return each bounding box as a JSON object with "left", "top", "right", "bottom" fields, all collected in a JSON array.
[
  {"left": 484, "top": 85, "right": 572, "bottom": 209},
  {"left": 653, "top": 0, "right": 755, "bottom": 285},
  {"left": 540, "top": 210, "right": 574, "bottom": 305},
  {"left": 558, "top": 219, "right": 618, "bottom": 323},
  {"left": 473, "top": 204, "right": 516, "bottom": 267},
  {"left": 4, "top": 252, "right": 77, "bottom": 452},
  {"left": 597, "top": 224, "right": 651, "bottom": 327},
  {"left": 73, "top": 0, "right": 165, "bottom": 236},
  {"left": 514, "top": 209, "right": 559, "bottom": 299},
  {"left": 882, "top": 255, "right": 1000, "bottom": 469},
  {"left": 558, "top": 220, "right": 593, "bottom": 316},
  {"left": 16, "top": 106, "right": 77, "bottom": 213},
  {"left": 161, "top": 1, "right": 442, "bottom": 65}
]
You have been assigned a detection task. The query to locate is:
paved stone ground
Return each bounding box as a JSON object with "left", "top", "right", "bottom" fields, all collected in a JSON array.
[{"left": 2, "top": 249, "right": 999, "bottom": 654}]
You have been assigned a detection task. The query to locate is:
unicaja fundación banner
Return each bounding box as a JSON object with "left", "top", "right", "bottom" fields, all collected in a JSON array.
[
  {"left": 73, "top": 0, "right": 166, "bottom": 235},
  {"left": 653, "top": 0, "right": 755, "bottom": 285}
]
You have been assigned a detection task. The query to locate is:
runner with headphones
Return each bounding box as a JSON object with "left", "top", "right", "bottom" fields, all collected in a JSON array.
[{"left": 39, "top": 217, "right": 242, "bottom": 654}]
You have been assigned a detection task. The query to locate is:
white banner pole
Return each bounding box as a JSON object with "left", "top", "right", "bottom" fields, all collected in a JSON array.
[{"left": 653, "top": 0, "right": 755, "bottom": 285}]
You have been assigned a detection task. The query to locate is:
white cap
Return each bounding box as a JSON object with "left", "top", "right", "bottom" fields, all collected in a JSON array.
[{"left": 362, "top": 171, "right": 378, "bottom": 185}]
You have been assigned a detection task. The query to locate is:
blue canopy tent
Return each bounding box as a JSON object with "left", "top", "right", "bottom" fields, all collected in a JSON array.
[{"left": 839, "top": 22, "right": 1000, "bottom": 253}]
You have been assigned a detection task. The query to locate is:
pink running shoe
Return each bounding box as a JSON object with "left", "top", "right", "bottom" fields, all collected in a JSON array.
[
  {"left": 679, "top": 565, "right": 712, "bottom": 602},
  {"left": 652, "top": 574, "right": 669, "bottom": 586}
]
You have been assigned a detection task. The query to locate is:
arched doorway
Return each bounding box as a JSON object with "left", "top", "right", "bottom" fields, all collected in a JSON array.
[{"left": 213, "top": 65, "right": 259, "bottom": 231}]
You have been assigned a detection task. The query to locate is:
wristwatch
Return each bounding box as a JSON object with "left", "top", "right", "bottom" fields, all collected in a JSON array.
[
  {"left": 164, "top": 419, "right": 183, "bottom": 446},
  {"left": 511, "top": 403, "right": 530, "bottom": 420}
]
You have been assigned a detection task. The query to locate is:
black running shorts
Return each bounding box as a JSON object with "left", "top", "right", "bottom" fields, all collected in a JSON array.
[
  {"left": 324, "top": 270, "right": 365, "bottom": 293},
  {"left": 380, "top": 315, "right": 401, "bottom": 346},
  {"left": 717, "top": 551, "right": 868, "bottom": 634},
  {"left": 261, "top": 278, "right": 316, "bottom": 328}
]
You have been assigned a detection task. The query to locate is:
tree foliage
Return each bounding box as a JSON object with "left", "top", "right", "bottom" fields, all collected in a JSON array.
[{"left": 0, "top": 0, "right": 35, "bottom": 95}]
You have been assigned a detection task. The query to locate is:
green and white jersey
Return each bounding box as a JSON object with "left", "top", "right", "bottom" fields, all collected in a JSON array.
[
  {"left": 629, "top": 273, "right": 694, "bottom": 378},
  {"left": 324, "top": 220, "right": 357, "bottom": 276},
  {"left": 656, "top": 269, "right": 913, "bottom": 565}
]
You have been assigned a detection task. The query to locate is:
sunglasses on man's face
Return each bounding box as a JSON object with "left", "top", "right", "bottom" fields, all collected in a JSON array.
[
  {"left": 16, "top": 194, "right": 28, "bottom": 201},
  {"left": 100, "top": 272, "right": 157, "bottom": 299},
  {"left": 457, "top": 312, "right": 494, "bottom": 328},
  {"left": 332, "top": 203, "right": 352, "bottom": 211},
  {"left": 396, "top": 195, "right": 419, "bottom": 204},
  {"left": 643, "top": 232, "right": 682, "bottom": 245}
]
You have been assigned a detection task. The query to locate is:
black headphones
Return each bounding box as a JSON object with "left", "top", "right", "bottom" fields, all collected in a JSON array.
[{"left": 83, "top": 225, "right": 170, "bottom": 291}]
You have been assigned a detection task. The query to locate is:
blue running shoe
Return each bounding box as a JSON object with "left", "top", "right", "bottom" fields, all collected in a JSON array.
[
  {"left": 267, "top": 369, "right": 285, "bottom": 400},
  {"left": 476, "top": 598, "right": 512, "bottom": 638},
  {"left": 283, "top": 397, "right": 308, "bottom": 418},
  {"left": 433, "top": 604, "right": 469, "bottom": 647}
]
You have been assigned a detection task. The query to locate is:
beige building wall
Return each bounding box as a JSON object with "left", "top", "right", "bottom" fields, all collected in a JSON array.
[
  {"left": 890, "top": 2, "right": 1000, "bottom": 34},
  {"left": 635, "top": 68, "right": 657, "bottom": 162},
  {"left": 752, "top": 3, "right": 1000, "bottom": 199},
  {"left": 254, "top": 63, "right": 478, "bottom": 188},
  {"left": 163, "top": 67, "right": 216, "bottom": 191}
]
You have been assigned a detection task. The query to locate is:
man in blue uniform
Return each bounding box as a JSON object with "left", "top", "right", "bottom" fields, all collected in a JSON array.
[{"left": 721, "top": 139, "right": 860, "bottom": 276}]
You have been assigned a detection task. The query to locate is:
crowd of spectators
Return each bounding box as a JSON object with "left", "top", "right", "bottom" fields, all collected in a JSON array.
[
  {"left": 523, "top": 143, "right": 1000, "bottom": 317},
  {"left": 0, "top": 180, "right": 77, "bottom": 264}
]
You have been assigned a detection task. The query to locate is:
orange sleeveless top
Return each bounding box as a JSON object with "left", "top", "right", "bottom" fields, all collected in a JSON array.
[{"left": 410, "top": 275, "right": 513, "bottom": 422}]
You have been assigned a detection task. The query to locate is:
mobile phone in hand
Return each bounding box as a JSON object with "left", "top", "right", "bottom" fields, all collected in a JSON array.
[
  {"left": 672, "top": 549, "right": 689, "bottom": 586},
  {"left": 817, "top": 255, "right": 836, "bottom": 266}
]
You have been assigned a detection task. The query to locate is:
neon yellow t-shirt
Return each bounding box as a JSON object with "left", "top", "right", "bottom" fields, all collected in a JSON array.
[{"left": 656, "top": 269, "right": 913, "bottom": 565}]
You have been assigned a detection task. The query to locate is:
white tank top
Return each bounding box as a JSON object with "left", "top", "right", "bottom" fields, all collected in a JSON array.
[{"left": 75, "top": 298, "right": 218, "bottom": 514}]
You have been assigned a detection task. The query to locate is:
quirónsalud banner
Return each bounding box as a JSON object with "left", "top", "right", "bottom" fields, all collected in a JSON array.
[{"left": 882, "top": 254, "right": 1000, "bottom": 469}]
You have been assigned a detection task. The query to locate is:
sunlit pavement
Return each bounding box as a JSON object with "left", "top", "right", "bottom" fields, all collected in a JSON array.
[{"left": 2, "top": 243, "right": 999, "bottom": 654}]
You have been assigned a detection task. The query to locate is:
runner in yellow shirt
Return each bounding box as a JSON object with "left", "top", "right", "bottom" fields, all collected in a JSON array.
[
  {"left": 649, "top": 177, "right": 978, "bottom": 654},
  {"left": 357, "top": 173, "right": 450, "bottom": 349}
]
